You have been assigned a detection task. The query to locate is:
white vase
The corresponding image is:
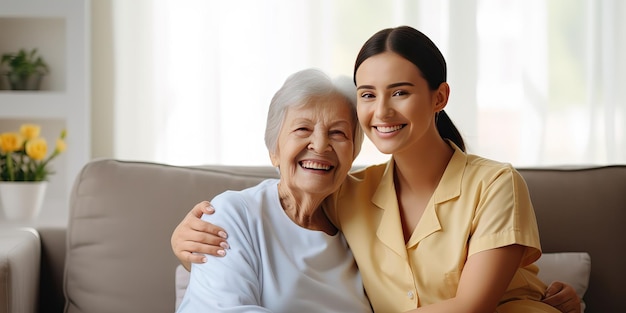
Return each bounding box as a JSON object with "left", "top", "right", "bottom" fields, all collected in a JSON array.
[{"left": 0, "top": 181, "right": 48, "bottom": 221}]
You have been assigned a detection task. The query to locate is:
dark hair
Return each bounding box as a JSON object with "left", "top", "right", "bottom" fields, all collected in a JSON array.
[{"left": 353, "top": 26, "right": 465, "bottom": 152}]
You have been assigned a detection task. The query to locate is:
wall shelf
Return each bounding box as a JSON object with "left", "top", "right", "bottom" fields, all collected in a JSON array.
[
  {"left": 0, "top": 93, "right": 68, "bottom": 118},
  {"left": 0, "top": 0, "right": 90, "bottom": 225}
]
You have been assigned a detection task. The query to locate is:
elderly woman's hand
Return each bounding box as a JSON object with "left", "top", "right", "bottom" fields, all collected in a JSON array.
[
  {"left": 542, "top": 281, "right": 581, "bottom": 313},
  {"left": 171, "top": 201, "right": 230, "bottom": 271}
]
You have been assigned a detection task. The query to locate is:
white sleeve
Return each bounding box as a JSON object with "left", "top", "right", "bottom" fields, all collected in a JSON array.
[{"left": 176, "top": 191, "right": 272, "bottom": 313}]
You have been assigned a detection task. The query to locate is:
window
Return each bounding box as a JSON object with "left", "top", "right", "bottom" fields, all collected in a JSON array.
[{"left": 111, "top": 0, "right": 625, "bottom": 167}]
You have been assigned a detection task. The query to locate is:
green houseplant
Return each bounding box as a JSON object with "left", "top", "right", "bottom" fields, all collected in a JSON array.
[{"left": 0, "top": 48, "right": 49, "bottom": 90}]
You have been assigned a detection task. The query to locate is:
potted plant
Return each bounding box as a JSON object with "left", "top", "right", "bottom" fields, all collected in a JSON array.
[
  {"left": 0, "top": 48, "right": 49, "bottom": 90},
  {"left": 0, "top": 124, "right": 66, "bottom": 220}
]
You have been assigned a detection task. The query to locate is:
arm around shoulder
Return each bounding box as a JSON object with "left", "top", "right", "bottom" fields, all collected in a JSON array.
[{"left": 177, "top": 194, "right": 268, "bottom": 312}]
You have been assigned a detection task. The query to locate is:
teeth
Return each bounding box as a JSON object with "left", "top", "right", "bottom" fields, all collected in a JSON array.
[
  {"left": 301, "top": 161, "right": 331, "bottom": 170},
  {"left": 376, "top": 125, "right": 403, "bottom": 133}
]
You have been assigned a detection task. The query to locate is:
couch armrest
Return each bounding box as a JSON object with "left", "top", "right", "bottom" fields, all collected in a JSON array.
[{"left": 0, "top": 227, "right": 41, "bottom": 313}]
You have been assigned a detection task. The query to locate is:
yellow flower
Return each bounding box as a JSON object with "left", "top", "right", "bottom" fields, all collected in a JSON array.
[
  {"left": 55, "top": 138, "right": 67, "bottom": 153},
  {"left": 25, "top": 138, "right": 48, "bottom": 161},
  {"left": 20, "top": 124, "right": 41, "bottom": 140},
  {"left": 0, "top": 132, "right": 24, "bottom": 153},
  {"left": 1, "top": 125, "right": 67, "bottom": 181}
]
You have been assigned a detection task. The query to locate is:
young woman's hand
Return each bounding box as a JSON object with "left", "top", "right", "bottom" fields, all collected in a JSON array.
[
  {"left": 542, "top": 281, "right": 582, "bottom": 313},
  {"left": 171, "top": 201, "right": 230, "bottom": 271}
]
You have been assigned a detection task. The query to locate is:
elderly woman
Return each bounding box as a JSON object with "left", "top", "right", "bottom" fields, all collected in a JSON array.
[{"left": 176, "top": 68, "right": 372, "bottom": 312}]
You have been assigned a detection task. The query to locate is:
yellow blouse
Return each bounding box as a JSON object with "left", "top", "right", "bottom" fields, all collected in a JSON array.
[{"left": 326, "top": 143, "right": 549, "bottom": 312}]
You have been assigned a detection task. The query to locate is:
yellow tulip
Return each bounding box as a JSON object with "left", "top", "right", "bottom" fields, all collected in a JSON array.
[
  {"left": 0, "top": 132, "right": 24, "bottom": 153},
  {"left": 25, "top": 138, "right": 48, "bottom": 161},
  {"left": 20, "top": 124, "right": 41, "bottom": 140},
  {"left": 55, "top": 138, "right": 67, "bottom": 153}
]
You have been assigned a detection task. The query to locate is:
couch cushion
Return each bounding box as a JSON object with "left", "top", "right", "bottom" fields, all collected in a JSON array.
[
  {"left": 175, "top": 264, "right": 189, "bottom": 310},
  {"left": 63, "top": 159, "right": 277, "bottom": 313},
  {"left": 536, "top": 252, "right": 591, "bottom": 312}
]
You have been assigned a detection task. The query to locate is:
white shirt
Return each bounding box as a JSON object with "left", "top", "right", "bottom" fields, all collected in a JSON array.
[{"left": 177, "top": 179, "right": 372, "bottom": 313}]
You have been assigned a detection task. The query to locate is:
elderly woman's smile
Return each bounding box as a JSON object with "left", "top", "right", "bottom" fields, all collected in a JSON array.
[{"left": 299, "top": 160, "right": 333, "bottom": 171}]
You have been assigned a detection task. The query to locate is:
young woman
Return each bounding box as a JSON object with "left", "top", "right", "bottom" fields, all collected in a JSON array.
[{"left": 172, "top": 26, "right": 581, "bottom": 313}]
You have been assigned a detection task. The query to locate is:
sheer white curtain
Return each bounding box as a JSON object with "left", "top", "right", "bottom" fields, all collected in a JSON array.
[
  {"left": 469, "top": 0, "right": 626, "bottom": 166},
  {"left": 111, "top": 0, "right": 625, "bottom": 167}
]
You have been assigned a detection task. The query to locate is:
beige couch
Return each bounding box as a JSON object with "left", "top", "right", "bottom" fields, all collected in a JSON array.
[{"left": 1, "top": 159, "right": 625, "bottom": 313}]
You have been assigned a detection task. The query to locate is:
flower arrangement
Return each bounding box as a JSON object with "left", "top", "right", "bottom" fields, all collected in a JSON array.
[{"left": 0, "top": 124, "right": 66, "bottom": 181}]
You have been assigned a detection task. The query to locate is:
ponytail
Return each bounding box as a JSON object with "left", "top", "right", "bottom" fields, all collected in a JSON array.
[{"left": 436, "top": 110, "right": 465, "bottom": 152}]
